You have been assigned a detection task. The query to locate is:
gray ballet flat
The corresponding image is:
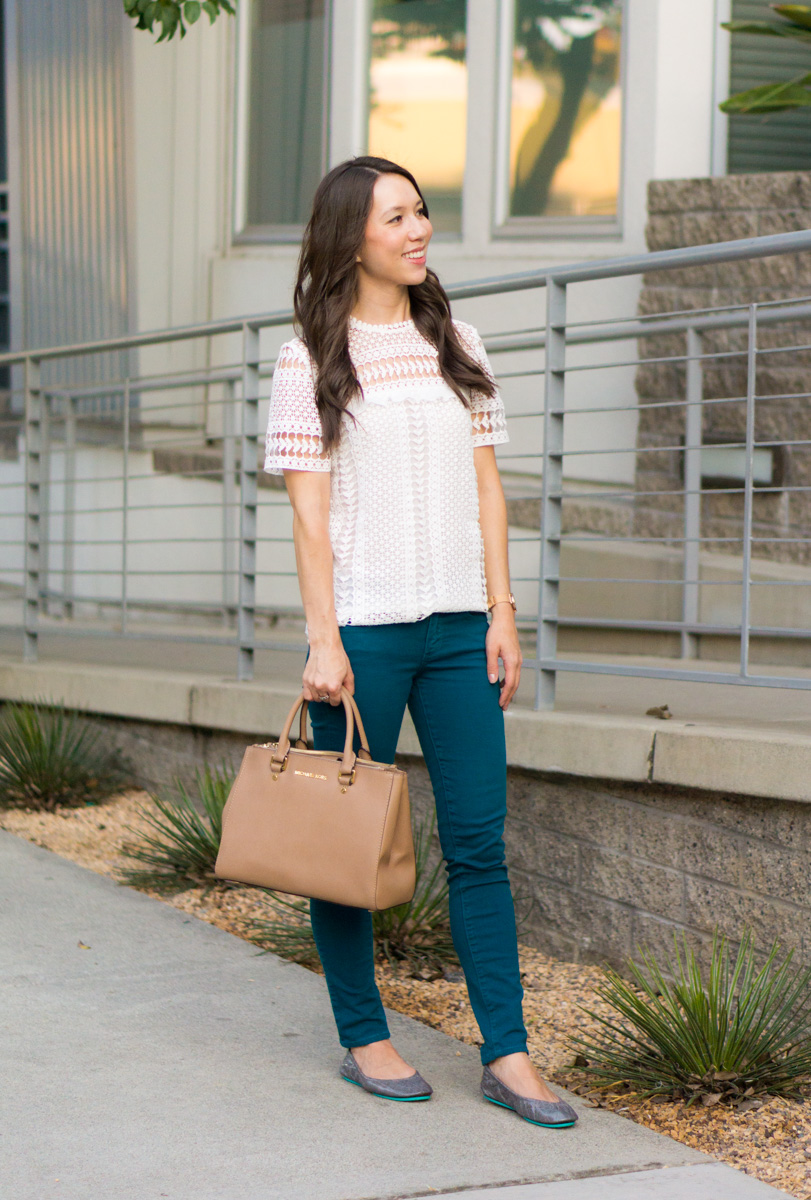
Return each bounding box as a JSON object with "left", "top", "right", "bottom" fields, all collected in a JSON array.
[
  {"left": 340, "top": 1051, "right": 433, "bottom": 1101},
  {"left": 481, "top": 1065, "right": 578, "bottom": 1128}
]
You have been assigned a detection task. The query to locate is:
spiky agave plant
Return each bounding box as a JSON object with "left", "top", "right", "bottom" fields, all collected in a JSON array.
[
  {"left": 246, "top": 809, "right": 458, "bottom": 974},
  {"left": 569, "top": 929, "right": 811, "bottom": 1105},
  {"left": 0, "top": 699, "right": 131, "bottom": 810},
  {"left": 118, "top": 764, "right": 234, "bottom": 890}
]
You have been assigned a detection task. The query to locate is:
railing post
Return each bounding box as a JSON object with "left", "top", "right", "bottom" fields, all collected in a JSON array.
[
  {"left": 222, "top": 378, "right": 236, "bottom": 626},
  {"left": 23, "top": 356, "right": 42, "bottom": 660},
  {"left": 62, "top": 394, "right": 76, "bottom": 619},
  {"left": 536, "top": 278, "right": 566, "bottom": 710},
  {"left": 39, "top": 391, "right": 52, "bottom": 614},
  {"left": 682, "top": 326, "right": 703, "bottom": 658},
  {"left": 237, "top": 324, "right": 259, "bottom": 681},
  {"left": 121, "top": 378, "right": 130, "bottom": 634},
  {"left": 740, "top": 304, "right": 757, "bottom": 678}
]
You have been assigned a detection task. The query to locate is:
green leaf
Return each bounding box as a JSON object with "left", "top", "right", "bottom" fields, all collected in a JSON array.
[
  {"left": 723, "top": 19, "right": 811, "bottom": 42},
  {"left": 773, "top": 5, "right": 811, "bottom": 32},
  {"left": 202, "top": 0, "right": 218, "bottom": 20},
  {"left": 184, "top": 1, "right": 201, "bottom": 23},
  {"left": 721, "top": 75, "right": 811, "bottom": 113}
]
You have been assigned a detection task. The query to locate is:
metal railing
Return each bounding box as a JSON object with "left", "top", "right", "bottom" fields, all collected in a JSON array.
[{"left": 3, "top": 228, "right": 811, "bottom": 708}]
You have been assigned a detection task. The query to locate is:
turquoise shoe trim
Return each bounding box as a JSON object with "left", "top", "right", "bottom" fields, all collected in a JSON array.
[
  {"left": 483, "top": 1093, "right": 576, "bottom": 1128},
  {"left": 341, "top": 1073, "right": 431, "bottom": 1101}
]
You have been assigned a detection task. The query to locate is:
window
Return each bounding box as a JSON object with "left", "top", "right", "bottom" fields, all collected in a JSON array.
[
  {"left": 238, "top": 0, "right": 329, "bottom": 234},
  {"left": 368, "top": 0, "right": 468, "bottom": 235},
  {"left": 498, "top": 0, "right": 623, "bottom": 229}
]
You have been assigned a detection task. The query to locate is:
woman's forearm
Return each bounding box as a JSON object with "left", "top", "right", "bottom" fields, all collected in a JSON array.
[
  {"left": 291, "top": 513, "right": 341, "bottom": 645},
  {"left": 478, "top": 476, "right": 512, "bottom": 602}
]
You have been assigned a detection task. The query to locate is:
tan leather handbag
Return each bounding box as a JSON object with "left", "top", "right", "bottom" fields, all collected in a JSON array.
[{"left": 214, "top": 687, "right": 416, "bottom": 910}]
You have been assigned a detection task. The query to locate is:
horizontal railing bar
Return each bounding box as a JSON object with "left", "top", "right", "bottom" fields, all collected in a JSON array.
[
  {"left": 750, "top": 340, "right": 811, "bottom": 358},
  {"left": 39, "top": 499, "right": 288, "bottom": 516},
  {"left": 555, "top": 438, "right": 754, "bottom": 458},
  {"left": 484, "top": 297, "right": 811, "bottom": 355},
  {"left": 548, "top": 482, "right": 811, "bottom": 499},
  {"left": 522, "top": 394, "right": 811, "bottom": 419},
  {"left": 553, "top": 615, "right": 811, "bottom": 637},
  {"left": 751, "top": 389, "right": 811, "bottom": 403},
  {"left": 532, "top": 658, "right": 811, "bottom": 690},
  {"left": 550, "top": 577, "right": 811, "bottom": 588},
  {"left": 44, "top": 368, "right": 248, "bottom": 402},
  {"left": 448, "top": 229, "right": 811, "bottom": 297},
  {"left": 29, "top": 567, "right": 300, "bottom": 577},
  {"left": 550, "top": 576, "right": 753, "bottom": 585},
  {"left": 559, "top": 533, "right": 811, "bottom": 545},
  {"left": 0, "top": 622, "right": 307, "bottom": 652},
  {"left": 3, "top": 590, "right": 307, "bottom": 619},
  {"left": 2, "top": 534, "right": 295, "bottom": 547},
  {"left": 0, "top": 312, "right": 296, "bottom": 366},
  {"left": 549, "top": 394, "right": 751, "bottom": 418}
]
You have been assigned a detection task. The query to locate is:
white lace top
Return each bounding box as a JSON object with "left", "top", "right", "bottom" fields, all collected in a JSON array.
[{"left": 264, "top": 316, "right": 509, "bottom": 628}]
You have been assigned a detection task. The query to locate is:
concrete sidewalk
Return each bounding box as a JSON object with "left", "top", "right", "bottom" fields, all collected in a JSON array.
[{"left": 0, "top": 832, "right": 790, "bottom": 1200}]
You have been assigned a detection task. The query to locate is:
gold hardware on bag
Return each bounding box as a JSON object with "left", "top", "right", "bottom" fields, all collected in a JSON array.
[{"left": 270, "top": 757, "right": 288, "bottom": 780}]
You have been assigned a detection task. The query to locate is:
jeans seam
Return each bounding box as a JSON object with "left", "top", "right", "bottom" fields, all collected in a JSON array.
[{"left": 408, "top": 679, "right": 503, "bottom": 1057}]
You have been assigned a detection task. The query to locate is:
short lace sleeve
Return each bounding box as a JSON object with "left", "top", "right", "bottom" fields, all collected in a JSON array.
[
  {"left": 264, "top": 339, "right": 331, "bottom": 474},
  {"left": 454, "top": 320, "right": 509, "bottom": 448}
]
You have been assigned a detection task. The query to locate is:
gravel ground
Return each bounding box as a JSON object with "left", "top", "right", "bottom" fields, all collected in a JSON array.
[{"left": 2, "top": 790, "right": 810, "bottom": 1200}]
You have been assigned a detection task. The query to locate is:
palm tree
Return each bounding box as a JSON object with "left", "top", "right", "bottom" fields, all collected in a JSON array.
[{"left": 721, "top": 4, "right": 811, "bottom": 114}]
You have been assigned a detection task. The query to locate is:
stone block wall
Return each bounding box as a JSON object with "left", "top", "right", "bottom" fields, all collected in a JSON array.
[
  {"left": 501, "top": 769, "right": 811, "bottom": 971},
  {"left": 636, "top": 171, "right": 811, "bottom": 564},
  {"left": 71, "top": 710, "right": 811, "bottom": 972}
]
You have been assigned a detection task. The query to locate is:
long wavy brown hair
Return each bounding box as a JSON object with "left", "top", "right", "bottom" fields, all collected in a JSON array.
[{"left": 293, "top": 156, "right": 496, "bottom": 454}]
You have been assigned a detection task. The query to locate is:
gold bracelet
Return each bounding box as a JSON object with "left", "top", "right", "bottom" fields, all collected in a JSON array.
[{"left": 487, "top": 591, "right": 516, "bottom": 612}]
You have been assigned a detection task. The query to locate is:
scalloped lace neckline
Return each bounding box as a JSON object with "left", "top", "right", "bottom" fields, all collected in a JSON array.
[{"left": 349, "top": 315, "right": 415, "bottom": 332}]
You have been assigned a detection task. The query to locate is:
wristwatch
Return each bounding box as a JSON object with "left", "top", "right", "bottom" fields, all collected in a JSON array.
[{"left": 487, "top": 592, "right": 517, "bottom": 612}]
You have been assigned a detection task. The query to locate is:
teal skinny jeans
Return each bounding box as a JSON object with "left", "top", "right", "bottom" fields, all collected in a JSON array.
[{"left": 305, "top": 610, "right": 527, "bottom": 1065}]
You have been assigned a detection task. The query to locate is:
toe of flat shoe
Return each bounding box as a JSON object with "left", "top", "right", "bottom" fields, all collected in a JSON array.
[{"left": 339, "top": 1053, "right": 432, "bottom": 1100}]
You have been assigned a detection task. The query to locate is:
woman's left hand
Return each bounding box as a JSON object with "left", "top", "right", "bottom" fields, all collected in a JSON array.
[{"left": 486, "top": 609, "right": 522, "bottom": 710}]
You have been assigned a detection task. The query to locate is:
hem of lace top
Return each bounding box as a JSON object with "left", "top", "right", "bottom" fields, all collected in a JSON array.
[
  {"left": 264, "top": 457, "right": 332, "bottom": 475},
  {"left": 471, "top": 429, "right": 510, "bottom": 448},
  {"left": 335, "top": 604, "right": 490, "bottom": 627}
]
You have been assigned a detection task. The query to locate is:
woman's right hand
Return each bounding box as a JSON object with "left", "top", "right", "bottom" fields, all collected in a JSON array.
[{"left": 302, "top": 639, "right": 354, "bottom": 705}]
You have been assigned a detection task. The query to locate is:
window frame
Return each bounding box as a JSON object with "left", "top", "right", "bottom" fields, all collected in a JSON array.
[
  {"left": 491, "top": 0, "right": 628, "bottom": 240},
  {"left": 232, "top": 0, "right": 333, "bottom": 244}
]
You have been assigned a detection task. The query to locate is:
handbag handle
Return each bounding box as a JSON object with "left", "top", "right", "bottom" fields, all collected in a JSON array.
[{"left": 271, "top": 687, "right": 372, "bottom": 786}]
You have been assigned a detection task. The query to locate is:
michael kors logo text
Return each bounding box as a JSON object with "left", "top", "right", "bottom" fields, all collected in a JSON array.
[{"left": 294, "top": 770, "right": 327, "bottom": 780}]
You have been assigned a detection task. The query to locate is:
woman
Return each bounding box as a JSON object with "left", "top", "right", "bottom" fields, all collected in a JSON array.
[{"left": 264, "top": 156, "right": 577, "bottom": 1130}]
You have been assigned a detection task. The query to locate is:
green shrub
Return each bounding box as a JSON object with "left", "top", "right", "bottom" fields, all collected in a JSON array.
[
  {"left": 246, "top": 809, "right": 458, "bottom": 976},
  {"left": 118, "top": 764, "right": 233, "bottom": 890},
  {"left": 569, "top": 929, "right": 811, "bottom": 1105},
  {"left": 0, "top": 699, "right": 131, "bottom": 811}
]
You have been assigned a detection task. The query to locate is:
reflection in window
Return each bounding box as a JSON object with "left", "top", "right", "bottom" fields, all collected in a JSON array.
[
  {"left": 368, "top": 1, "right": 467, "bottom": 235},
  {"left": 245, "top": 0, "right": 327, "bottom": 228},
  {"left": 507, "top": 1, "right": 622, "bottom": 220}
]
